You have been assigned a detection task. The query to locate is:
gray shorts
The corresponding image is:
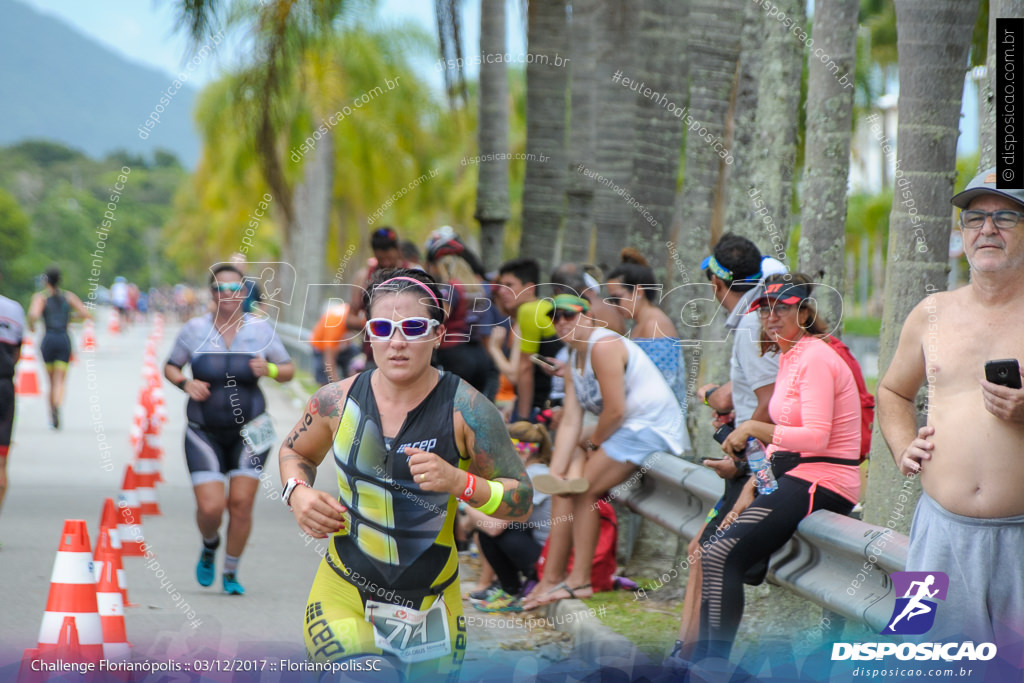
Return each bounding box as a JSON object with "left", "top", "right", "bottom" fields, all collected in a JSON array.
[{"left": 908, "top": 491, "right": 1024, "bottom": 648}]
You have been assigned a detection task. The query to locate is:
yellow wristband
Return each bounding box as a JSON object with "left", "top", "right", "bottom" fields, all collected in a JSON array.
[
  {"left": 477, "top": 480, "right": 504, "bottom": 515},
  {"left": 266, "top": 362, "right": 279, "bottom": 379}
]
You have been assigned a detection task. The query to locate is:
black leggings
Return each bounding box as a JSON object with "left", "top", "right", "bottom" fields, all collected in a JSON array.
[
  {"left": 476, "top": 528, "right": 542, "bottom": 595},
  {"left": 697, "top": 475, "right": 854, "bottom": 660}
]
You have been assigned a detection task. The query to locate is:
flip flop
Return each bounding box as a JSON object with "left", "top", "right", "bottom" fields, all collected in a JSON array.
[
  {"left": 525, "top": 582, "right": 592, "bottom": 609},
  {"left": 532, "top": 474, "right": 589, "bottom": 495}
]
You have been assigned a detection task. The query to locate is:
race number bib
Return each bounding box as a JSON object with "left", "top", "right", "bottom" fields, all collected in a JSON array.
[
  {"left": 241, "top": 413, "right": 276, "bottom": 454},
  {"left": 364, "top": 598, "right": 451, "bottom": 663}
]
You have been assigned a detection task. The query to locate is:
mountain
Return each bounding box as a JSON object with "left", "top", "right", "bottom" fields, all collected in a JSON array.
[{"left": 0, "top": 0, "right": 200, "bottom": 167}]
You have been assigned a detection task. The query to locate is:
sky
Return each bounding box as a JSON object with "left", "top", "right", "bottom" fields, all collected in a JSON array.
[{"left": 16, "top": 0, "right": 526, "bottom": 93}]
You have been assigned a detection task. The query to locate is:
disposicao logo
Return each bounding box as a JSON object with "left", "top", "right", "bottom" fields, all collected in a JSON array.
[
  {"left": 831, "top": 571, "right": 997, "bottom": 662},
  {"left": 882, "top": 571, "right": 948, "bottom": 635}
]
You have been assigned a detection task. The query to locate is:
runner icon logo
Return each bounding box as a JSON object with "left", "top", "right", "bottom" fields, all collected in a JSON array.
[{"left": 881, "top": 571, "right": 949, "bottom": 635}]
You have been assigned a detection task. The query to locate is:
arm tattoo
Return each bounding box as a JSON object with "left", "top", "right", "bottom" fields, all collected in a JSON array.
[
  {"left": 285, "top": 383, "right": 345, "bottom": 449},
  {"left": 454, "top": 383, "right": 533, "bottom": 519},
  {"left": 280, "top": 453, "right": 316, "bottom": 484}
]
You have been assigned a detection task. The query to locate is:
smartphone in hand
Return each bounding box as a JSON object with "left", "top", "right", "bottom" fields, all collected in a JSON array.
[
  {"left": 530, "top": 354, "right": 557, "bottom": 371},
  {"left": 985, "top": 359, "right": 1023, "bottom": 389}
]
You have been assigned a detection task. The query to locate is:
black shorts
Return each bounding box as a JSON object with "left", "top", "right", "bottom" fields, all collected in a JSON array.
[
  {"left": 0, "top": 379, "right": 14, "bottom": 450},
  {"left": 40, "top": 332, "right": 72, "bottom": 365},
  {"left": 184, "top": 422, "right": 268, "bottom": 485}
]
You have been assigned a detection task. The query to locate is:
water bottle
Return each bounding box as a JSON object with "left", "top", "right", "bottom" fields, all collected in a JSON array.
[{"left": 745, "top": 437, "right": 778, "bottom": 495}]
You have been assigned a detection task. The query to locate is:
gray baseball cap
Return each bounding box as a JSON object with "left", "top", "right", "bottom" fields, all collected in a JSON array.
[{"left": 951, "top": 167, "right": 1024, "bottom": 209}]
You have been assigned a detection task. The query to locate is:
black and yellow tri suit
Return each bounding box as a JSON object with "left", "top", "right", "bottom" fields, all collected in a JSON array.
[{"left": 304, "top": 370, "right": 468, "bottom": 679}]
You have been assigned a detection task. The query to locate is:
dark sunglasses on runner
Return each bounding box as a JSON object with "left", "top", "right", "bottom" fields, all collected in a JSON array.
[{"left": 365, "top": 317, "right": 440, "bottom": 340}]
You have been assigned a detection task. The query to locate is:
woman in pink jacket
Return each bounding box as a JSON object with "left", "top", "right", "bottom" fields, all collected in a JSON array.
[{"left": 695, "top": 273, "right": 861, "bottom": 661}]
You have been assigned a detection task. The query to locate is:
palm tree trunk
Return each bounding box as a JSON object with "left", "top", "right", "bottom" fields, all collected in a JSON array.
[
  {"left": 591, "top": 0, "right": 637, "bottom": 270},
  {"left": 979, "top": 0, "right": 1024, "bottom": 170},
  {"left": 563, "top": 0, "right": 597, "bottom": 266},
  {"left": 864, "top": 0, "right": 980, "bottom": 532},
  {"left": 520, "top": 0, "right": 569, "bottom": 274},
  {"left": 722, "top": 0, "right": 767, "bottom": 246},
  {"left": 671, "top": 0, "right": 744, "bottom": 460},
  {"left": 627, "top": 0, "right": 690, "bottom": 268},
  {"left": 475, "top": 0, "right": 510, "bottom": 271},
  {"left": 285, "top": 127, "right": 333, "bottom": 327},
  {"left": 748, "top": 0, "right": 804, "bottom": 252},
  {"left": 797, "top": 0, "right": 859, "bottom": 327}
]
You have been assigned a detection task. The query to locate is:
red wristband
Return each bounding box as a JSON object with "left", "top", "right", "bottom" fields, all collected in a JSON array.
[{"left": 458, "top": 472, "right": 476, "bottom": 502}]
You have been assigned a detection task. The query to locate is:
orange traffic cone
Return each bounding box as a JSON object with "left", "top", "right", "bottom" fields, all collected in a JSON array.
[
  {"left": 117, "top": 468, "right": 145, "bottom": 557},
  {"left": 16, "top": 648, "right": 42, "bottom": 683},
  {"left": 96, "top": 553, "right": 130, "bottom": 661},
  {"left": 14, "top": 337, "right": 41, "bottom": 397},
  {"left": 81, "top": 319, "right": 96, "bottom": 351},
  {"left": 134, "top": 444, "right": 161, "bottom": 517},
  {"left": 37, "top": 520, "right": 103, "bottom": 662},
  {"left": 108, "top": 309, "right": 120, "bottom": 334},
  {"left": 97, "top": 499, "right": 134, "bottom": 607}
]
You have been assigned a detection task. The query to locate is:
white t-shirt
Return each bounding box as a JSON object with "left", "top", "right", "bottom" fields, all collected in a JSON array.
[{"left": 726, "top": 289, "right": 779, "bottom": 423}]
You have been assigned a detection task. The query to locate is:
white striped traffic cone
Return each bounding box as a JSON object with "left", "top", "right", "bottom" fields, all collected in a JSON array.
[
  {"left": 116, "top": 468, "right": 145, "bottom": 557},
  {"left": 37, "top": 520, "right": 103, "bottom": 662},
  {"left": 96, "top": 551, "right": 130, "bottom": 661},
  {"left": 96, "top": 499, "right": 134, "bottom": 607}
]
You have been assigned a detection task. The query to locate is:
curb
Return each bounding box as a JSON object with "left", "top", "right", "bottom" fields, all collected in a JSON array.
[{"left": 541, "top": 598, "right": 658, "bottom": 675}]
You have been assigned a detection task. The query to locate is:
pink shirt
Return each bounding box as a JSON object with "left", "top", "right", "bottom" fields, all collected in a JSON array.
[{"left": 767, "top": 335, "right": 861, "bottom": 504}]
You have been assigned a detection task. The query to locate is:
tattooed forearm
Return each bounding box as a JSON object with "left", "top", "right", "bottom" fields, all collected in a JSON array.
[
  {"left": 455, "top": 382, "right": 533, "bottom": 520},
  {"left": 280, "top": 453, "right": 317, "bottom": 485}
]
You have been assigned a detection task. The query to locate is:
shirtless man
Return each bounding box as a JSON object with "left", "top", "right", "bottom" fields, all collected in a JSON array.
[{"left": 878, "top": 167, "right": 1024, "bottom": 645}]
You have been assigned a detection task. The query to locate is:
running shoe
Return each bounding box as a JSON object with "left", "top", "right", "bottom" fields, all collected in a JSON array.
[
  {"left": 467, "top": 582, "right": 500, "bottom": 603},
  {"left": 196, "top": 547, "right": 215, "bottom": 587},
  {"left": 50, "top": 405, "right": 60, "bottom": 430},
  {"left": 473, "top": 589, "right": 522, "bottom": 613},
  {"left": 223, "top": 572, "right": 245, "bottom": 595}
]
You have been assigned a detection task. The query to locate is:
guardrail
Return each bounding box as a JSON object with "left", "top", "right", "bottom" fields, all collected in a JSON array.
[
  {"left": 616, "top": 453, "right": 907, "bottom": 633},
  {"left": 275, "top": 323, "right": 316, "bottom": 375}
]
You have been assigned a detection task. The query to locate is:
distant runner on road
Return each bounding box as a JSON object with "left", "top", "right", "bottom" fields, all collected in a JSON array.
[{"left": 27, "top": 267, "right": 91, "bottom": 430}]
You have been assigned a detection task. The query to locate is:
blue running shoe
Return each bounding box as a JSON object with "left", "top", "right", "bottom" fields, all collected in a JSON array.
[
  {"left": 223, "top": 572, "right": 245, "bottom": 595},
  {"left": 196, "top": 548, "right": 215, "bottom": 587}
]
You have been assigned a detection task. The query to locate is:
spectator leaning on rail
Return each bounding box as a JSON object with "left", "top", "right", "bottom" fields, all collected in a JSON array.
[
  {"left": 878, "top": 168, "right": 1024, "bottom": 649},
  {"left": 667, "top": 235, "right": 784, "bottom": 661},
  {"left": 692, "top": 274, "right": 860, "bottom": 661},
  {"left": 522, "top": 294, "right": 687, "bottom": 608}
]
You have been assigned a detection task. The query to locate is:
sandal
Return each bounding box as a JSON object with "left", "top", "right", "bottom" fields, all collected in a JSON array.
[
  {"left": 532, "top": 474, "right": 589, "bottom": 495},
  {"left": 524, "top": 582, "right": 592, "bottom": 609}
]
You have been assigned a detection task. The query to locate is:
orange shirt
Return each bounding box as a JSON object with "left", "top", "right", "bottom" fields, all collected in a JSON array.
[{"left": 310, "top": 304, "right": 350, "bottom": 351}]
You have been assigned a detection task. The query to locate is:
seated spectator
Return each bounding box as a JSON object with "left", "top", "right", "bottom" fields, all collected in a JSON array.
[
  {"left": 467, "top": 422, "right": 554, "bottom": 612},
  {"left": 522, "top": 295, "right": 686, "bottom": 608},
  {"left": 550, "top": 262, "right": 627, "bottom": 335},
  {"left": 606, "top": 248, "right": 686, "bottom": 408},
  {"left": 495, "top": 258, "right": 563, "bottom": 422},
  {"left": 693, "top": 273, "right": 861, "bottom": 661},
  {"left": 425, "top": 229, "right": 497, "bottom": 397}
]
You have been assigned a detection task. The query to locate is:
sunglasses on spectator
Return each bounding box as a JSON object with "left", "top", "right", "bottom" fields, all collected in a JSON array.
[
  {"left": 366, "top": 317, "right": 440, "bottom": 340},
  {"left": 212, "top": 282, "right": 244, "bottom": 293},
  {"left": 757, "top": 302, "right": 795, "bottom": 318},
  {"left": 959, "top": 209, "right": 1024, "bottom": 230},
  {"left": 550, "top": 310, "right": 581, "bottom": 322}
]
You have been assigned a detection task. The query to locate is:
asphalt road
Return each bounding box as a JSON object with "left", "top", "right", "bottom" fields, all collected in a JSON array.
[{"left": 0, "top": 316, "right": 574, "bottom": 682}]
